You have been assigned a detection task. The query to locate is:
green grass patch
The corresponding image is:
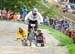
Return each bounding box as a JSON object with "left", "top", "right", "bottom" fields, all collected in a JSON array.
[{"left": 68, "top": 44, "right": 75, "bottom": 54}]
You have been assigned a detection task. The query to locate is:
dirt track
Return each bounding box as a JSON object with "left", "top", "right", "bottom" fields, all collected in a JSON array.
[{"left": 0, "top": 21, "right": 69, "bottom": 54}]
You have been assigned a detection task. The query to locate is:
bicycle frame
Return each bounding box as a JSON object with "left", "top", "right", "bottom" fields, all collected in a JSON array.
[{"left": 28, "top": 24, "right": 36, "bottom": 46}]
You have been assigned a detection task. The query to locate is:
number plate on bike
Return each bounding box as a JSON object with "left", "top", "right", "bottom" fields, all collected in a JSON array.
[
  {"left": 37, "top": 43, "right": 41, "bottom": 47},
  {"left": 31, "top": 24, "right": 35, "bottom": 27}
]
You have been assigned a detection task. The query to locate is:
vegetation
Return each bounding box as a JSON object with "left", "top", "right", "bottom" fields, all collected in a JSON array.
[
  {"left": 0, "top": 0, "right": 75, "bottom": 54},
  {"left": 43, "top": 5, "right": 58, "bottom": 16},
  {"left": 0, "top": 0, "right": 58, "bottom": 16},
  {"left": 68, "top": 44, "right": 75, "bottom": 54},
  {"left": 39, "top": 25, "right": 75, "bottom": 54},
  {"left": 0, "top": 0, "right": 40, "bottom": 12},
  {"left": 35, "top": 1, "right": 59, "bottom": 16}
]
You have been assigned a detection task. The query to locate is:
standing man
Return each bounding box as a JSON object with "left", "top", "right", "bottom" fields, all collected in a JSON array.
[
  {"left": 1, "top": 8, "right": 7, "bottom": 20},
  {"left": 22, "top": 7, "right": 27, "bottom": 20},
  {"left": 44, "top": 16, "right": 49, "bottom": 26}
]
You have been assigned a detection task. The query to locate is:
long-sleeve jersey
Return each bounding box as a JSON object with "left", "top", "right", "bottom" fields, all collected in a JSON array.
[{"left": 25, "top": 11, "right": 43, "bottom": 23}]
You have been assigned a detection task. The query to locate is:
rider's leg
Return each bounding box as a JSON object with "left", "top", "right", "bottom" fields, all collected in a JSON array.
[
  {"left": 33, "top": 21, "right": 38, "bottom": 31},
  {"left": 30, "top": 40, "right": 32, "bottom": 46},
  {"left": 28, "top": 23, "right": 31, "bottom": 36},
  {"left": 28, "top": 24, "right": 32, "bottom": 46},
  {"left": 34, "top": 23, "right": 38, "bottom": 36}
]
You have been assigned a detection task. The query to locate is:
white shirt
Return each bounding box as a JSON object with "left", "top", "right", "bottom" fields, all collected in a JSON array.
[
  {"left": 67, "top": 4, "right": 71, "bottom": 9},
  {"left": 25, "top": 11, "right": 43, "bottom": 23},
  {"left": 17, "top": 14, "right": 21, "bottom": 20}
]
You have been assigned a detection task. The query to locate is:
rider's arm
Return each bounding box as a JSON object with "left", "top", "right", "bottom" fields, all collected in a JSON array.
[
  {"left": 25, "top": 11, "right": 32, "bottom": 21},
  {"left": 37, "top": 12, "right": 43, "bottom": 23}
]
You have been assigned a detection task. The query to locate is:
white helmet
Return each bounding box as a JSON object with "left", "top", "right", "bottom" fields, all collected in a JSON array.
[{"left": 32, "top": 8, "right": 38, "bottom": 14}]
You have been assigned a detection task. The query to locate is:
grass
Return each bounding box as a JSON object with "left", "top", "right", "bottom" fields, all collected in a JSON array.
[
  {"left": 39, "top": 25, "right": 75, "bottom": 54},
  {"left": 68, "top": 44, "right": 75, "bottom": 54}
]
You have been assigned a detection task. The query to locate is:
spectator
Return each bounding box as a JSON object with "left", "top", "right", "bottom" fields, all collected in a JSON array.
[
  {"left": 61, "top": 19, "right": 65, "bottom": 32},
  {"left": 44, "top": 16, "right": 49, "bottom": 26},
  {"left": 62, "top": 20, "right": 69, "bottom": 35},
  {"left": 54, "top": 17, "right": 61, "bottom": 31},
  {"left": 1, "top": 8, "right": 7, "bottom": 20},
  {"left": 6, "top": 11, "right": 10, "bottom": 20},
  {"left": 63, "top": 0, "right": 67, "bottom": 3},
  {"left": 66, "top": 3, "right": 71, "bottom": 9},
  {"left": 68, "top": 8, "right": 74, "bottom": 13},
  {"left": 9, "top": 10, "right": 14, "bottom": 20},
  {"left": 54, "top": 0, "right": 59, "bottom": 6},
  {"left": 49, "top": 16, "right": 54, "bottom": 27},
  {"left": 17, "top": 12, "right": 21, "bottom": 21},
  {"left": 13, "top": 13, "right": 17, "bottom": 22},
  {"left": 71, "top": 27, "right": 75, "bottom": 43},
  {"left": 66, "top": 3, "right": 75, "bottom": 13},
  {"left": 22, "top": 7, "right": 27, "bottom": 20},
  {"left": 69, "top": 22, "right": 74, "bottom": 37}
]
